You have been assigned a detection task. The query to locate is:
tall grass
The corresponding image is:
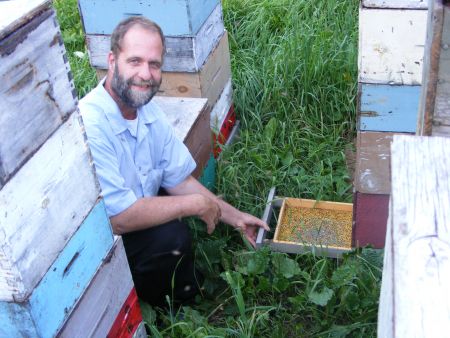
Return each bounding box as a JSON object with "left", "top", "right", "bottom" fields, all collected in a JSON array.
[
  {"left": 54, "top": 0, "right": 382, "bottom": 337},
  {"left": 219, "top": 0, "right": 358, "bottom": 215}
]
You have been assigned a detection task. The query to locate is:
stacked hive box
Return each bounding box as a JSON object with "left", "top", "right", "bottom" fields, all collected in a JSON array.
[
  {"left": 78, "top": 0, "right": 238, "bottom": 187},
  {"left": 353, "top": 0, "right": 428, "bottom": 248},
  {"left": 0, "top": 1, "right": 146, "bottom": 337}
]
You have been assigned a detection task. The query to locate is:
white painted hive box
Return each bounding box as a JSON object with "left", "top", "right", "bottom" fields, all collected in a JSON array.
[{"left": 0, "top": 0, "right": 78, "bottom": 188}]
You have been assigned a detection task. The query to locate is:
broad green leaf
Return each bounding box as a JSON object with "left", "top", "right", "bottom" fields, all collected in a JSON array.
[
  {"left": 308, "top": 287, "right": 333, "bottom": 306},
  {"left": 271, "top": 253, "right": 301, "bottom": 279}
]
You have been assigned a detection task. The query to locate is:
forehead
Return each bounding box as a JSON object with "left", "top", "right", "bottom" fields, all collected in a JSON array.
[{"left": 119, "top": 25, "right": 163, "bottom": 57}]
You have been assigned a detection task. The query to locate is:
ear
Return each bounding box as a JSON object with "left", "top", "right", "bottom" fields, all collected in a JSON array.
[{"left": 108, "top": 51, "right": 115, "bottom": 71}]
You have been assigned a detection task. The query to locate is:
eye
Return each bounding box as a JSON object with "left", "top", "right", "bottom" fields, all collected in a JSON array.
[
  {"left": 128, "top": 58, "right": 140, "bottom": 66},
  {"left": 149, "top": 61, "right": 161, "bottom": 70}
]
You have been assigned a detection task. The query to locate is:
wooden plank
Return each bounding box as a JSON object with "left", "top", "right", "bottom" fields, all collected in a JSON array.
[
  {"left": 418, "top": 1, "right": 450, "bottom": 136},
  {"left": 210, "top": 78, "right": 233, "bottom": 132},
  {"left": 58, "top": 238, "right": 133, "bottom": 338},
  {"left": 362, "top": 0, "right": 428, "bottom": 9},
  {"left": 268, "top": 241, "right": 351, "bottom": 258},
  {"left": 152, "top": 96, "right": 208, "bottom": 141},
  {"left": 0, "top": 112, "right": 100, "bottom": 302},
  {"left": 359, "top": 8, "right": 428, "bottom": 85},
  {"left": 86, "top": 3, "right": 224, "bottom": 72},
  {"left": 0, "top": 0, "right": 50, "bottom": 39},
  {"left": 353, "top": 192, "right": 389, "bottom": 249},
  {"left": 29, "top": 200, "right": 114, "bottom": 338},
  {"left": 378, "top": 135, "right": 450, "bottom": 337},
  {"left": 256, "top": 187, "right": 277, "bottom": 249},
  {"left": 78, "top": 0, "right": 219, "bottom": 36},
  {"left": 152, "top": 96, "right": 211, "bottom": 177},
  {"left": 0, "top": 302, "right": 38, "bottom": 338},
  {"left": 359, "top": 83, "right": 421, "bottom": 132},
  {"left": 0, "top": 10, "right": 77, "bottom": 187},
  {"left": 355, "top": 131, "right": 413, "bottom": 194}
]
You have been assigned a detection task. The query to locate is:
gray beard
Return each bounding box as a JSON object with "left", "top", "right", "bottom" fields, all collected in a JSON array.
[{"left": 111, "top": 64, "right": 161, "bottom": 109}]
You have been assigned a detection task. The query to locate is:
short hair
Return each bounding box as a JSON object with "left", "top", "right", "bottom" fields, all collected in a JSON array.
[{"left": 110, "top": 16, "right": 165, "bottom": 56}]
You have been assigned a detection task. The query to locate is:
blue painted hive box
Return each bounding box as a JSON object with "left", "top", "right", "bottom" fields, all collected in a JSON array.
[{"left": 78, "top": 0, "right": 220, "bottom": 36}]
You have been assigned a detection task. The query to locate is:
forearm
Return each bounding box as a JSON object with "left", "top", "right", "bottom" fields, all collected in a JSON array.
[
  {"left": 167, "top": 176, "right": 241, "bottom": 228},
  {"left": 110, "top": 194, "right": 204, "bottom": 234}
]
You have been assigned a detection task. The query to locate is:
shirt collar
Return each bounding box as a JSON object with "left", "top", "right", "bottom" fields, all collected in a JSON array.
[{"left": 96, "top": 78, "right": 158, "bottom": 135}]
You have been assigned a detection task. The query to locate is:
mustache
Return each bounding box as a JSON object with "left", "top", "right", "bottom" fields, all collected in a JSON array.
[{"left": 128, "top": 78, "right": 158, "bottom": 87}]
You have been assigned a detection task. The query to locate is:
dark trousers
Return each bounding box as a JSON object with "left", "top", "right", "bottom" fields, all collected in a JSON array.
[{"left": 122, "top": 219, "right": 200, "bottom": 308}]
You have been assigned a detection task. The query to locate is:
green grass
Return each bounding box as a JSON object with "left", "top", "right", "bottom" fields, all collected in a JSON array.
[{"left": 54, "top": 0, "right": 382, "bottom": 337}]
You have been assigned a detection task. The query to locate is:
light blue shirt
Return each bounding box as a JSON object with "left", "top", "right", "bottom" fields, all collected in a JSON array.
[{"left": 79, "top": 81, "right": 196, "bottom": 217}]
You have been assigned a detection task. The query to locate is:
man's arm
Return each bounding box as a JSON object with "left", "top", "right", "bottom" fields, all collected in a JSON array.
[
  {"left": 166, "top": 176, "right": 269, "bottom": 247},
  {"left": 110, "top": 192, "right": 220, "bottom": 235}
]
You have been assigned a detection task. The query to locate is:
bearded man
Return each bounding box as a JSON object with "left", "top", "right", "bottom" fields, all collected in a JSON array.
[{"left": 79, "top": 17, "right": 268, "bottom": 307}]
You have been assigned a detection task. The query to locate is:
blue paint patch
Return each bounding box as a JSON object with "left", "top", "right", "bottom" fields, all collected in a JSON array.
[
  {"left": 78, "top": 0, "right": 219, "bottom": 36},
  {"left": 199, "top": 153, "right": 216, "bottom": 192},
  {"left": 0, "top": 302, "right": 37, "bottom": 338},
  {"left": 29, "top": 200, "right": 113, "bottom": 338},
  {"left": 359, "top": 84, "right": 421, "bottom": 133}
]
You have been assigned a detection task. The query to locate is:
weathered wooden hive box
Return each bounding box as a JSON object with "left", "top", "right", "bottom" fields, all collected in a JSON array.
[
  {"left": 0, "top": 1, "right": 145, "bottom": 337},
  {"left": 354, "top": 0, "right": 428, "bottom": 248}
]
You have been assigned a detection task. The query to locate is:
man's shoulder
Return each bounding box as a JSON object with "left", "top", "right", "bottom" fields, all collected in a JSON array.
[{"left": 79, "top": 84, "right": 113, "bottom": 124}]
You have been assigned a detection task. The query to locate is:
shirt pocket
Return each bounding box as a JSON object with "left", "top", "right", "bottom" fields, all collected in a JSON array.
[{"left": 142, "top": 168, "right": 163, "bottom": 196}]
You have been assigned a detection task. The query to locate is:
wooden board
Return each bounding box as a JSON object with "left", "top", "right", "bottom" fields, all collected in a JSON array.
[
  {"left": 362, "top": 0, "right": 428, "bottom": 9},
  {"left": 0, "top": 9, "right": 77, "bottom": 187},
  {"left": 0, "top": 112, "right": 100, "bottom": 302},
  {"left": 78, "top": 0, "right": 219, "bottom": 36},
  {"left": 355, "top": 131, "right": 412, "bottom": 194},
  {"left": 417, "top": 1, "right": 450, "bottom": 136},
  {"left": 152, "top": 96, "right": 211, "bottom": 177},
  {"left": 0, "top": 0, "right": 50, "bottom": 39},
  {"left": 210, "top": 78, "right": 233, "bottom": 132},
  {"left": 378, "top": 135, "right": 450, "bottom": 337},
  {"left": 359, "top": 8, "right": 428, "bottom": 85},
  {"left": 86, "top": 3, "right": 224, "bottom": 72},
  {"left": 0, "top": 302, "right": 38, "bottom": 338},
  {"left": 359, "top": 83, "right": 421, "bottom": 132},
  {"left": 58, "top": 238, "right": 133, "bottom": 338},
  {"left": 29, "top": 200, "right": 113, "bottom": 338},
  {"left": 0, "top": 200, "right": 113, "bottom": 338},
  {"left": 353, "top": 192, "right": 389, "bottom": 249}
]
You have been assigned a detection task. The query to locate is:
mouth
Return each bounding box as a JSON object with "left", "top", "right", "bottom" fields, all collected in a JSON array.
[{"left": 131, "top": 83, "right": 152, "bottom": 91}]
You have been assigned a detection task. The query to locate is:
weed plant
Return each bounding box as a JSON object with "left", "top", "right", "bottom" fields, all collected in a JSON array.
[{"left": 54, "top": 0, "right": 382, "bottom": 337}]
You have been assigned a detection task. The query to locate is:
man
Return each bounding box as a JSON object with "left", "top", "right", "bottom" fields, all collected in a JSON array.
[{"left": 79, "top": 17, "right": 269, "bottom": 307}]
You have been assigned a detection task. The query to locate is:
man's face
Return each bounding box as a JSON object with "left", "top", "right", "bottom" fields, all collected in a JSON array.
[{"left": 110, "top": 25, "right": 163, "bottom": 109}]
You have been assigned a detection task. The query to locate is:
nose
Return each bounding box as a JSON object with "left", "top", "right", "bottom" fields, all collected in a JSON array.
[{"left": 138, "top": 64, "right": 152, "bottom": 81}]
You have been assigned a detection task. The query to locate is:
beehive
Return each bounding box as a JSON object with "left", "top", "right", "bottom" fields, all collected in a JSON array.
[
  {"left": 354, "top": 0, "right": 429, "bottom": 248},
  {"left": 0, "top": 1, "right": 146, "bottom": 336}
]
